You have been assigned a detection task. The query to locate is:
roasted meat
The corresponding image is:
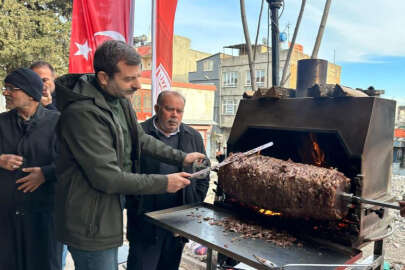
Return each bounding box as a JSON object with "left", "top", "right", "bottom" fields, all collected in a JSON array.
[{"left": 218, "top": 154, "right": 350, "bottom": 220}]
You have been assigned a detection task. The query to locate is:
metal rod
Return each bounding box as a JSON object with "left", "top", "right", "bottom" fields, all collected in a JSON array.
[
  {"left": 190, "top": 141, "right": 273, "bottom": 178},
  {"left": 341, "top": 193, "right": 401, "bottom": 210},
  {"left": 373, "top": 240, "right": 384, "bottom": 270},
  {"left": 254, "top": 254, "right": 373, "bottom": 269},
  {"left": 206, "top": 248, "right": 213, "bottom": 270},
  {"left": 269, "top": 0, "right": 283, "bottom": 86}
]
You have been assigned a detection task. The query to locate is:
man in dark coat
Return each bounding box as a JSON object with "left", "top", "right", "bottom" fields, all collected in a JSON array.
[
  {"left": 126, "top": 91, "right": 210, "bottom": 270},
  {"left": 30, "top": 61, "right": 57, "bottom": 110},
  {"left": 0, "top": 68, "right": 60, "bottom": 270},
  {"left": 54, "top": 40, "right": 204, "bottom": 270}
]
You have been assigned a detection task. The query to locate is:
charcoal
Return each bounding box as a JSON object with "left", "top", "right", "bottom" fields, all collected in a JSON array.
[{"left": 218, "top": 154, "right": 350, "bottom": 220}]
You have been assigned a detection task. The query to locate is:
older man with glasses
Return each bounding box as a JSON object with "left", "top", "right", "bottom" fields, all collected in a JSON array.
[{"left": 0, "top": 68, "right": 61, "bottom": 270}]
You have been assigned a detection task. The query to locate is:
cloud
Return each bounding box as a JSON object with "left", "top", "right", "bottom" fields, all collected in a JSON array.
[
  {"left": 299, "top": 0, "right": 405, "bottom": 62},
  {"left": 135, "top": 0, "right": 405, "bottom": 63}
]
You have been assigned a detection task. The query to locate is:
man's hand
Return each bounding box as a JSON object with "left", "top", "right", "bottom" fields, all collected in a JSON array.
[
  {"left": 16, "top": 167, "right": 45, "bottom": 193},
  {"left": 400, "top": 201, "right": 405, "bottom": 217},
  {"left": 167, "top": 172, "right": 191, "bottom": 193},
  {"left": 183, "top": 152, "right": 205, "bottom": 167},
  {"left": 41, "top": 88, "right": 52, "bottom": 106},
  {"left": 0, "top": 154, "right": 23, "bottom": 171}
]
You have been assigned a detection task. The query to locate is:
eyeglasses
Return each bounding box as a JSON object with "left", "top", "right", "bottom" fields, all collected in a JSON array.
[{"left": 1, "top": 86, "right": 21, "bottom": 94}]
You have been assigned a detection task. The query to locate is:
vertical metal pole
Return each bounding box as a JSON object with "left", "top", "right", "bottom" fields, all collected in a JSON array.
[
  {"left": 206, "top": 248, "right": 217, "bottom": 270},
  {"left": 151, "top": 0, "right": 157, "bottom": 115},
  {"left": 373, "top": 239, "right": 385, "bottom": 270},
  {"left": 269, "top": 0, "right": 283, "bottom": 86},
  {"left": 206, "top": 248, "right": 213, "bottom": 270}
]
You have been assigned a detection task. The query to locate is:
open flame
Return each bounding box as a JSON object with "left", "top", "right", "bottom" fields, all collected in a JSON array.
[
  {"left": 258, "top": 208, "right": 282, "bottom": 216},
  {"left": 309, "top": 133, "right": 325, "bottom": 166}
]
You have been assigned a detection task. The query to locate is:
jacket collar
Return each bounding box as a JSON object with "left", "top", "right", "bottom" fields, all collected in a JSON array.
[
  {"left": 55, "top": 74, "right": 117, "bottom": 113},
  {"left": 143, "top": 116, "right": 192, "bottom": 137}
]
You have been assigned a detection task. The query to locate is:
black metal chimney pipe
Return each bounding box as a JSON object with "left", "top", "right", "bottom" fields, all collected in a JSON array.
[{"left": 267, "top": 0, "right": 283, "bottom": 86}]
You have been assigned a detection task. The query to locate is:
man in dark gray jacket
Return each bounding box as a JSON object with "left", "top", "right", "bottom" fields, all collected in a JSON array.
[
  {"left": 55, "top": 40, "right": 205, "bottom": 270},
  {"left": 126, "top": 91, "right": 209, "bottom": 270}
]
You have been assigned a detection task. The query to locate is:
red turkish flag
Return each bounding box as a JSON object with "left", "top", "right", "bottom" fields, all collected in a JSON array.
[
  {"left": 151, "top": 0, "right": 178, "bottom": 108},
  {"left": 68, "top": 0, "right": 135, "bottom": 73}
]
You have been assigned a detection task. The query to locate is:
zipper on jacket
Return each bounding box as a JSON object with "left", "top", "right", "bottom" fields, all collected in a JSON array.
[{"left": 87, "top": 194, "right": 99, "bottom": 237}]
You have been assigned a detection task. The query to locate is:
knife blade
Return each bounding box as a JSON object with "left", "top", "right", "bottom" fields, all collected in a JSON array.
[{"left": 190, "top": 141, "right": 274, "bottom": 179}]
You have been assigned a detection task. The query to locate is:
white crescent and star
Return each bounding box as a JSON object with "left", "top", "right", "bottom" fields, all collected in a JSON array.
[
  {"left": 74, "top": 31, "right": 126, "bottom": 61},
  {"left": 74, "top": 40, "right": 92, "bottom": 60},
  {"left": 94, "top": 31, "right": 126, "bottom": 42}
]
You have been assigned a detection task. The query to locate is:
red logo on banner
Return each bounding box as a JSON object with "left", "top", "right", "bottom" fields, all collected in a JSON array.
[
  {"left": 69, "top": 0, "right": 134, "bottom": 73},
  {"left": 151, "top": 0, "right": 178, "bottom": 108},
  {"left": 156, "top": 64, "right": 171, "bottom": 92}
]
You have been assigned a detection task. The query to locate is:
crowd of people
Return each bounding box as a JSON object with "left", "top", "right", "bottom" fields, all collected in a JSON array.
[
  {"left": 0, "top": 39, "right": 404, "bottom": 270},
  {"left": 0, "top": 40, "right": 208, "bottom": 270}
]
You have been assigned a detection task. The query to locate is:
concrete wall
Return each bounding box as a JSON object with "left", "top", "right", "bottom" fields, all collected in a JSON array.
[
  {"left": 137, "top": 35, "right": 211, "bottom": 83},
  {"left": 189, "top": 53, "right": 223, "bottom": 123},
  {"left": 173, "top": 87, "right": 215, "bottom": 124},
  {"left": 173, "top": 85, "right": 216, "bottom": 158},
  {"left": 172, "top": 35, "right": 211, "bottom": 83}
]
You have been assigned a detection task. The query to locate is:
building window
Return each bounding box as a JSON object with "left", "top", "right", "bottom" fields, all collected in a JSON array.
[
  {"left": 245, "top": 69, "right": 265, "bottom": 87},
  {"left": 203, "top": 60, "right": 214, "bottom": 71},
  {"left": 256, "top": 69, "right": 265, "bottom": 86},
  {"left": 222, "top": 99, "right": 237, "bottom": 115},
  {"left": 245, "top": 71, "right": 251, "bottom": 86},
  {"left": 222, "top": 71, "right": 238, "bottom": 87}
]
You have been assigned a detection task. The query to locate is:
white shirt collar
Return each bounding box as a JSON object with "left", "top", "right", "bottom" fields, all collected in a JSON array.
[{"left": 153, "top": 118, "right": 180, "bottom": 138}]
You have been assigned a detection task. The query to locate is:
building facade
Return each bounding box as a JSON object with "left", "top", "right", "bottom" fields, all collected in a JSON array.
[
  {"left": 136, "top": 35, "right": 211, "bottom": 83},
  {"left": 189, "top": 43, "right": 342, "bottom": 149}
]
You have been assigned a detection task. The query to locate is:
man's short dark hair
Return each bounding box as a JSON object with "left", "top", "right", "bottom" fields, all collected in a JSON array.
[
  {"left": 93, "top": 40, "right": 141, "bottom": 78},
  {"left": 29, "top": 61, "right": 55, "bottom": 75}
]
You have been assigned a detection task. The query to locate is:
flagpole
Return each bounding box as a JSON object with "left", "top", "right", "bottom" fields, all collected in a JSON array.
[
  {"left": 151, "top": 0, "right": 157, "bottom": 116},
  {"left": 128, "top": 0, "right": 135, "bottom": 46}
]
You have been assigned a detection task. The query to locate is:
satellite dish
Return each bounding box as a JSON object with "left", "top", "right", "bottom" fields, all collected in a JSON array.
[{"left": 279, "top": 32, "right": 287, "bottom": 42}]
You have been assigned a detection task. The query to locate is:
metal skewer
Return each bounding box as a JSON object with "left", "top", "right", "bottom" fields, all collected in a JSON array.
[
  {"left": 340, "top": 192, "right": 401, "bottom": 210},
  {"left": 190, "top": 141, "right": 274, "bottom": 179}
]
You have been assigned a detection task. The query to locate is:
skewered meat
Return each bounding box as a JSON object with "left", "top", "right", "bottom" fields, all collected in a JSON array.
[{"left": 218, "top": 154, "right": 350, "bottom": 220}]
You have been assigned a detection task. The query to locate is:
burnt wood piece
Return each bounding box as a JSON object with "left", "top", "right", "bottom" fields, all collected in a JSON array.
[
  {"left": 242, "top": 87, "right": 296, "bottom": 99},
  {"left": 218, "top": 154, "right": 351, "bottom": 220},
  {"left": 357, "top": 86, "right": 385, "bottom": 97},
  {"left": 308, "top": 84, "right": 368, "bottom": 98}
]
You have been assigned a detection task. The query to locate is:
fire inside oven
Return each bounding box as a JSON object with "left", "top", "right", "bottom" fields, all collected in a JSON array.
[
  {"left": 217, "top": 96, "right": 395, "bottom": 249},
  {"left": 217, "top": 129, "right": 360, "bottom": 247}
]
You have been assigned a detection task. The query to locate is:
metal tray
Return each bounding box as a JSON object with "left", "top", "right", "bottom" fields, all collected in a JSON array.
[{"left": 145, "top": 202, "right": 363, "bottom": 269}]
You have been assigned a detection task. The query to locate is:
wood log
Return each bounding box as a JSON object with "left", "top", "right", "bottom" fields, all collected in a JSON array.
[{"left": 218, "top": 154, "right": 351, "bottom": 220}]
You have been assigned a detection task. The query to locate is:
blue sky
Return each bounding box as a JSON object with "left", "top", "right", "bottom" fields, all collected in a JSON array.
[{"left": 134, "top": 0, "right": 405, "bottom": 103}]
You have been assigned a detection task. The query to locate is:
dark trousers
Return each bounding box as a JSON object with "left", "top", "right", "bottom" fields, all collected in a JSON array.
[
  {"left": 0, "top": 210, "right": 62, "bottom": 270},
  {"left": 127, "top": 229, "right": 185, "bottom": 270},
  {"left": 69, "top": 246, "right": 118, "bottom": 270}
]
